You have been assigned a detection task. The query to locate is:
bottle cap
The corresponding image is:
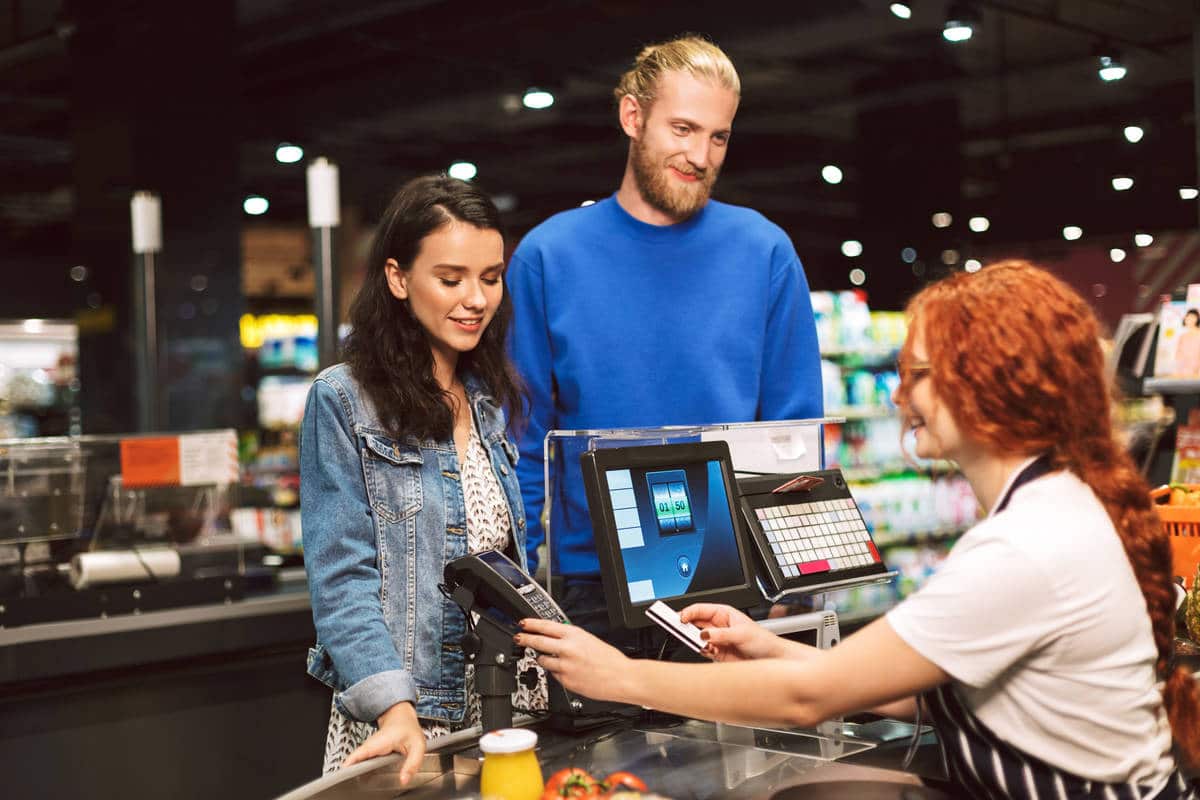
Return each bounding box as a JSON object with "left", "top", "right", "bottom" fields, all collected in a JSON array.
[{"left": 479, "top": 728, "right": 538, "bottom": 754}]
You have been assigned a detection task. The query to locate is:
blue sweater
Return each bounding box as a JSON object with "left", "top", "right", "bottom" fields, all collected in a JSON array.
[{"left": 508, "top": 195, "right": 823, "bottom": 578}]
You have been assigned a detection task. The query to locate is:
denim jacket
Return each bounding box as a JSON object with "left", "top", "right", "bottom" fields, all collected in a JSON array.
[{"left": 299, "top": 362, "right": 527, "bottom": 726}]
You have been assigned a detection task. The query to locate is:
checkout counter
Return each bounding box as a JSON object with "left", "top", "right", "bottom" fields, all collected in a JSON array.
[
  {"left": 277, "top": 716, "right": 950, "bottom": 799},
  {"left": 276, "top": 433, "right": 950, "bottom": 799}
]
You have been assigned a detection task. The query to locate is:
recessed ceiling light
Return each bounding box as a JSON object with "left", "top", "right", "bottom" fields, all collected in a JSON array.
[
  {"left": 900, "top": 247, "right": 917, "bottom": 264},
  {"left": 522, "top": 88, "right": 554, "bottom": 110},
  {"left": 1122, "top": 126, "right": 1144, "bottom": 144},
  {"left": 1098, "top": 54, "right": 1127, "bottom": 82},
  {"left": 1181, "top": 187, "right": 1199, "bottom": 200},
  {"left": 821, "top": 165, "right": 844, "bottom": 185},
  {"left": 1111, "top": 176, "right": 1134, "bottom": 192},
  {"left": 889, "top": 3, "right": 912, "bottom": 20},
  {"left": 1134, "top": 233, "right": 1154, "bottom": 247},
  {"left": 243, "top": 195, "right": 269, "bottom": 215},
  {"left": 931, "top": 211, "right": 953, "bottom": 228},
  {"left": 964, "top": 259, "right": 982, "bottom": 273},
  {"left": 448, "top": 161, "right": 478, "bottom": 181},
  {"left": 968, "top": 216, "right": 990, "bottom": 233},
  {"left": 943, "top": 1, "right": 979, "bottom": 44},
  {"left": 1062, "top": 226, "right": 1083, "bottom": 241},
  {"left": 841, "top": 240, "right": 863, "bottom": 258},
  {"left": 275, "top": 143, "right": 304, "bottom": 164},
  {"left": 941, "top": 249, "right": 960, "bottom": 265},
  {"left": 1110, "top": 248, "right": 1127, "bottom": 263},
  {"left": 849, "top": 268, "right": 866, "bottom": 286}
]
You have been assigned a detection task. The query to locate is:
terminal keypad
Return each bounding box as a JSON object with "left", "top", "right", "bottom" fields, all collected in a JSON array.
[{"left": 754, "top": 497, "right": 881, "bottom": 578}]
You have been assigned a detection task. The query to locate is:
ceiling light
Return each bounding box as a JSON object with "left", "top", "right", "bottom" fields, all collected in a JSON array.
[
  {"left": 69, "top": 265, "right": 88, "bottom": 282},
  {"left": 1097, "top": 54, "right": 1127, "bottom": 82},
  {"left": 968, "top": 215, "right": 990, "bottom": 233},
  {"left": 890, "top": 3, "right": 912, "bottom": 19},
  {"left": 941, "top": 249, "right": 960, "bottom": 265},
  {"left": 243, "top": 195, "right": 269, "bottom": 216},
  {"left": 1181, "top": 187, "right": 1199, "bottom": 200},
  {"left": 821, "top": 164, "right": 843, "bottom": 185},
  {"left": 1110, "top": 248, "right": 1127, "bottom": 263},
  {"left": 1062, "top": 225, "right": 1083, "bottom": 241},
  {"left": 1123, "top": 125, "right": 1144, "bottom": 144},
  {"left": 522, "top": 88, "right": 554, "bottom": 110},
  {"left": 841, "top": 240, "right": 863, "bottom": 258},
  {"left": 23, "top": 319, "right": 43, "bottom": 334},
  {"left": 964, "top": 259, "right": 982, "bottom": 273},
  {"left": 1111, "top": 176, "right": 1134, "bottom": 192},
  {"left": 448, "top": 161, "right": 478, "bottom": 181},
  {"left": 1135, "top": 233, "right": 1154, "bottom": 247},
  {"left": 275, "top": 143, "right": 304, "bottom": 164},
  {"left": 580, "top": 199, "right": 596, "bottom": 207},
  {"left": 943, "top": 2, "right": 979, "bottom": 42},
  {"left": 931, "top": 211, "right": 953, "bottom": 228},
  {"left": 901, "top": 247, "right": 917, "bottom": 264},
  {"left": 849, "top": 268, "right": 866, "bottom": 286}
]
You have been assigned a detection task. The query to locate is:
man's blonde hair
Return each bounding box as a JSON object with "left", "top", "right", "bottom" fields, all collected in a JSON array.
[{"left": 612, "top": 35, "right": 741, "bottom": 110}]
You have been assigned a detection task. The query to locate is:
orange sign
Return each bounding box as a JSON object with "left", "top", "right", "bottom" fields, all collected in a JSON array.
[{"left": 120, "top": 437, "right": 181, "bottom": 488}]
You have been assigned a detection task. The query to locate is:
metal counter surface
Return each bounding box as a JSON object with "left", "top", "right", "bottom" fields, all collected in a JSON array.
[
  {"left": 278, "top": 718, "right": 934, "bottom": 800},
  {"left": 0, "top": 583, "right": 312, "bottom": 683}
]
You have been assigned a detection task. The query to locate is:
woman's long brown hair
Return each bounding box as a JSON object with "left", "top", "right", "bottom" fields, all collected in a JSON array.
[{"left": 896, "top": 260, "right": 1199, "bottom": 768}]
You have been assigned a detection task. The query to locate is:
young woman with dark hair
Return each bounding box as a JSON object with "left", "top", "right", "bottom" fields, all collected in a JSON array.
[
  {"left": 300, "top": 174, "right": 538, "bottom": 784},
  {"left": 520, "top": 260, "right": 1199, "bottom": 798}
]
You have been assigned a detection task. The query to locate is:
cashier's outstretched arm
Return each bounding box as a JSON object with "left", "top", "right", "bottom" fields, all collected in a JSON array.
[
  {"left": 517, "top": 617, "right": 948, "bottom": 729},
  {"left": 342, "top": 701, "right": 426, "bottom": 784}
]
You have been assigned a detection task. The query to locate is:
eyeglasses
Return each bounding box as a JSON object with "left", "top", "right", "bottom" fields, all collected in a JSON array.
[{"left": 896, "top": 360, "right": 932, "bottom": 382}]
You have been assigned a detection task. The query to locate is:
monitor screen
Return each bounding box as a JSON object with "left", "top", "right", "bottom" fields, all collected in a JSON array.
[{"left": 580, "top": 441, "right": 760, "bottom": 629}]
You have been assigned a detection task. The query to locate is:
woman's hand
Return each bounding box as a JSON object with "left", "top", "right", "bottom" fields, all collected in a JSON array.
[
  {"left": 342, "top": 701, "right": 426, "bottom": 785},
  {"left": 680, "top": 603, "right": 782, "bottom": 662},
  {"left": 516, "top": 619, "right": 630, "bottom": 702}
]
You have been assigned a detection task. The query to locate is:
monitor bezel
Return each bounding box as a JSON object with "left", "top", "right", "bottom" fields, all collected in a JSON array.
[{"left": 580, "top": 441, "right": 762, "bottom": 630}]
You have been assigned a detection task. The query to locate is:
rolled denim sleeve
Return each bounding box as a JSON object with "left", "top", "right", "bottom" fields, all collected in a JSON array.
[{"left": 300, "top": 378, "right": 416, "bottom": 722}]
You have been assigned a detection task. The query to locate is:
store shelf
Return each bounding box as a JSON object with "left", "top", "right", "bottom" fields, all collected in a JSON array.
[
  {"left": 827, "top": 406, "right": 896, "bottom": 421},
  {"left": 841, "top": 460, "right": 956, "bottom": 482},
  {"left": 873, "top": 525, "right": 967, "bottom": 548},
  {"left": 819, "top": 346, "right": 898, "bottom": 366}
]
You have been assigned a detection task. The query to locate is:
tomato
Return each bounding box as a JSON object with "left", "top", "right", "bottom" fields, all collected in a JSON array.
[
  {"left": 542, "top": 767, "right": 601, "bottom": 799},
  {"left": 602, "top": 770, "right": 648, "bottom": 794}
]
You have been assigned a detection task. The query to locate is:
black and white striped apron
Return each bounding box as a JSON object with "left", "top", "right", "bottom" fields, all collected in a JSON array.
[{"left": 922, "top": 457, "right": 1197, "bottom": 800}]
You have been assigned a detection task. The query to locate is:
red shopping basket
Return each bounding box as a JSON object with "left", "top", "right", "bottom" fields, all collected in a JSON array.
[{"left": 1150, "top": 485, "right": 1200, "bottom": 589}]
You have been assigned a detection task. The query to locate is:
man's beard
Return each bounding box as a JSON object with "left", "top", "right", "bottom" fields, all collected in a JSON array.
[{"left": 630, "top": 135, "right": 718, "bottom": 222}]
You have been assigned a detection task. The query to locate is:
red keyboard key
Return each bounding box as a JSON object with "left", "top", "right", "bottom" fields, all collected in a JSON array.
[
  {"left": 867, "top": 541, "right": 881, "bottom": 562},
  {"left": 798, "top": 559, "right": 830, "bottom": 575}
]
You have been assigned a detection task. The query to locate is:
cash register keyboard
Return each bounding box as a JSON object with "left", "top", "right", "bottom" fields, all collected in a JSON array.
[{"left": 754, "top": 498, "right": 882, "bottom": 579}]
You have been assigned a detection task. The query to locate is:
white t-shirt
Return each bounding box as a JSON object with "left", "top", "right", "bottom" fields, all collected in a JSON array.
[{"left": 886, "top": 463, "right": 1175, "bottom": 786}]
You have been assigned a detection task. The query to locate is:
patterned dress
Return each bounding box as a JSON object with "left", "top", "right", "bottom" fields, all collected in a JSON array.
[{"left": 321, "top": 420, "right": 548, "bottom": 773}]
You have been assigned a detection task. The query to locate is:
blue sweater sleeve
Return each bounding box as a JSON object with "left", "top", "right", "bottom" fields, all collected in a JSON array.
[
  {"left": 300, "top": 379, "right": 415, "bottom": 722},
  {"left": 760, "top": 251, "right": 824, "bottom": 420},
  {"left": 506, "top": 249, "right": 552, "bottom": 573}
]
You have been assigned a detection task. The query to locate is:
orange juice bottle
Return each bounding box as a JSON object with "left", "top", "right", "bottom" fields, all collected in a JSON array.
[{"left": 479, "top": 728, "right": 543, "bottom": 800}]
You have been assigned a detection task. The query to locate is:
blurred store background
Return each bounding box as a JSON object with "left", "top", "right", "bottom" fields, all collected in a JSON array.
[{"left": 0, "top": 0, "right": 1196, "bottom": 618}]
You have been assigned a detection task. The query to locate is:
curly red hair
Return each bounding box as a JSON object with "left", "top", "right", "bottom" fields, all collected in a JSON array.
[{"left": 897, "top": 259, "right": 1199, "bottom": 769}]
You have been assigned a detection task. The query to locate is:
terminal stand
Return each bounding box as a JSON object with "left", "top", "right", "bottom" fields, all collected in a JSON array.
[{"left": 444, "top": 579, "right": 525, "bottom": 733}]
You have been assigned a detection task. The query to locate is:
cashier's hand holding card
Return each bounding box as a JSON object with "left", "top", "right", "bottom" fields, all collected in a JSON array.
[
  {"left": 517, "top": 619, "right": 629, "bottom": 700},
  {"left": 681, "top": 603, "right": 787, "bottom": 663}
]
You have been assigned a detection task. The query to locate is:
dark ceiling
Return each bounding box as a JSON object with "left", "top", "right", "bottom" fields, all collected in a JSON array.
[{"left": 0, "top": 0, "right": 1196, "bottom": 305}]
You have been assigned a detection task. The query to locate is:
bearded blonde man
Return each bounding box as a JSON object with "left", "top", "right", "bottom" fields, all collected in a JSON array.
[{"left": 508, "top": 35, "right": 823, "bottom": 639}]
